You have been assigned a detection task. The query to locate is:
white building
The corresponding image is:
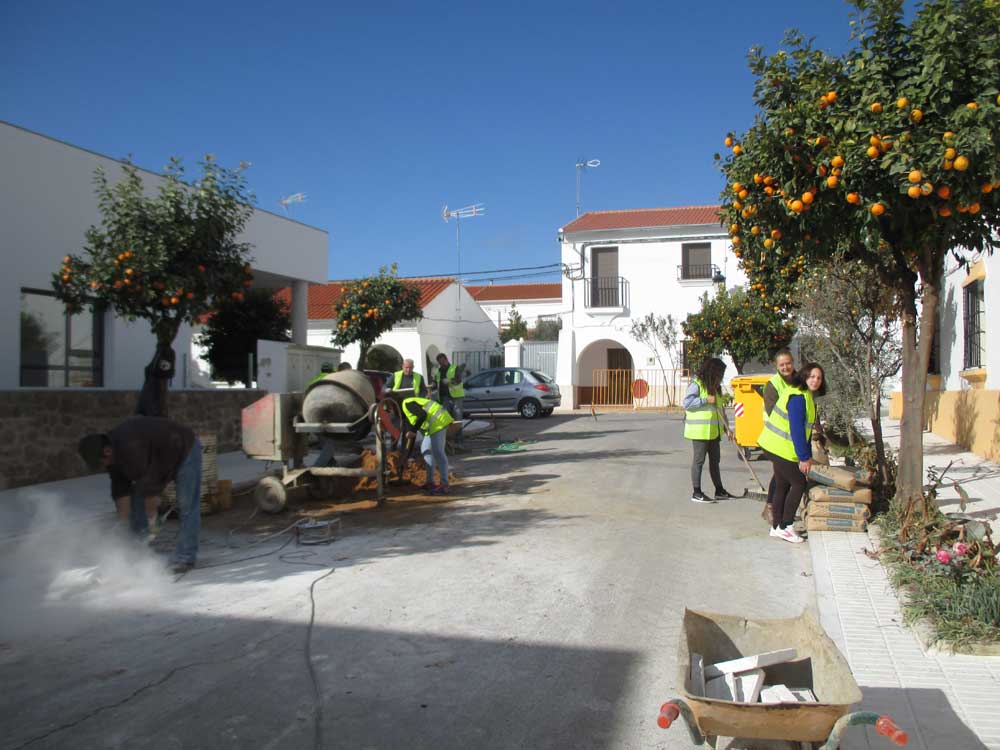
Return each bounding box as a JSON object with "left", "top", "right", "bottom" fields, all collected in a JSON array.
[
  {"left": 466, "top": 283, "right": 563, "bottom": 328},
  {"left": 293, "top": 278, "right": 501, "bottom": 380},
  {"left": 1, "top": 121, "right": 327, "bottom": 391},
  {"left": 890, "top": 248, "right": 998, "bottom": 460},
  {"left": 554, "top": 206, "right": 746, "bottom": 408}
]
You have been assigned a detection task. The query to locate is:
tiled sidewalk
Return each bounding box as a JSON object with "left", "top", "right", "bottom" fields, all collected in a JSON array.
[{"left": 812, "top": 530, "right": 1000, "bottom": 749}]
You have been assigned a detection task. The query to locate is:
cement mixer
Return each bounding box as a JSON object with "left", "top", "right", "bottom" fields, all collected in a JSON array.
[{"left": 241, "top": 370, "right": 402, "bottom": 512}]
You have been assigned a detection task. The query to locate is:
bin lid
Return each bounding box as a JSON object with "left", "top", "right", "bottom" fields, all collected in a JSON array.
[{"left": 731, "top": 374, "right": 773, "bottom": 386}]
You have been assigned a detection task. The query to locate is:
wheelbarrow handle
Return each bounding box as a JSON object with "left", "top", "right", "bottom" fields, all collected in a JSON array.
[
  {"left": 655, "top": 699, "right": 705, "bottom": 745},
  {"left": 819, "top": 711, "right": 908, "bottom": 750}
]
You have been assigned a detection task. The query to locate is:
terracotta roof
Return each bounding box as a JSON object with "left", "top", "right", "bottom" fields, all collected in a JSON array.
[
  {"left": 277, "top": 277, "right": 454, "bottom": 319},
  {"left": 465, "top": 282, "right": 562, "bottom": 302},
  {"left": 561, "top": 205, "right": 723, "bottom": 233}
]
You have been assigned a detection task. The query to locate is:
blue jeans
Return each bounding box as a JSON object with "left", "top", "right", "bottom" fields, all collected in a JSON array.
[
  {"left": 130, "top": 438, "right": 202, "bottom": 565},
  {"left": 421, "top": 430, "right": 449, "bottom": 487},
  {"left": 443, "top": 396, "right": 464, "bottom": 421}
]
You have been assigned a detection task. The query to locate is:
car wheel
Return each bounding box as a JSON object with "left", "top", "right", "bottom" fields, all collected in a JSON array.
[
  {"left": 541, "top": 408, "right": 554, "bottom": 417},
  {"left": 519, "top": 398, "right": 541, "bottom": 419}
]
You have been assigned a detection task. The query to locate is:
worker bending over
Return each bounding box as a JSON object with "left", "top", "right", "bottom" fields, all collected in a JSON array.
[
  {"left": 401, "top": 396, "right": 454, "bottom": 495},
  {"left": 78, "top": 416, "right": 202, "bottom": 574}
]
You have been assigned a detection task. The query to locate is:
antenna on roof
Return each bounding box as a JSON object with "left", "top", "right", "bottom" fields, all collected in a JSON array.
[
  {"left": 575, "top": 158, "right": 600, "bottom": 217},
  {"left": 278, "top": 192, "right": 307, "bottom": 215},
  {"left": 442, "top": 202, "right": 486, "bottom": 320}
]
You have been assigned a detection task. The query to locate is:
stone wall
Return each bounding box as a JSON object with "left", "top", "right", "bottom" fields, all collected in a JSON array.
[{"left": 0, "top": 389, "right": 265, "bottom": 489}]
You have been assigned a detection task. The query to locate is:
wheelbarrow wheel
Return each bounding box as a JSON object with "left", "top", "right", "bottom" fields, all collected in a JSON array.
[{"left": 255, "top": 476, "right": 288, "bottom": 514}]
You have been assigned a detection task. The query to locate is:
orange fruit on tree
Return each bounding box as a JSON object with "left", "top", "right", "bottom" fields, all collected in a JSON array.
[
  {"left": 801, "top": 191, "right": 814, "bottom": 204},
  {"left": 921, "top": 182, "right": 933, "bottom": 195},
  {"left": 764, "top": 176, "right": 774, "bottom": 185},
  {"left": 765, "top": 186, "right": 775, "bottom": 196},
  {"left": 63, "top": 255, "right": 71, "bottom": 264},
  {"left": 897, "top": 97, "right": 909, "bottom": 108},
  {"left": 907, "top": 185, "right": 922, "bottom": 199},
  {"left": 943, "top": 159, "right": 954, "bottom": 170},
  {"left": 831, "top": 155, "right": 845, "bottom": 167},
  {"left": 733, "top": 201, "right": 743, "bottom": 210},
  {"left": 953, "top": 155, "right": 969, "bottom": 171},
  {"left": 724, "top": 136, "right": 734, "bottom": 147},
  {"left": 771, "top": 229, "right": 782, "bottom": 239},
  {"left": 732, "top": 236, "right": 742, "bottom": 246},
  {"left": 984, "top": 183, "right": 995, "bottom": 194},
  {"left": 908, "top": 170, "right": 922, "bottom": 184},
  {"left": 869, "top": 135, "right": 881, "bottom": 146},
  {"left": 826, "top": 90, "right": 837, "bottom": 103},
  {"left": 846, "top": 192, "right": 860, "bottom": 204},
  {"left": 732, "top": 182, "right": 743, "bottom": 193},
  {"left": 870, "top": 102, "right": 883, "bottom": 113},
  {"left": 825, "top": 175, "right": 838, "bottom": 189},
  {"left": 729, "top": 223, "right": 739, "bottom": 233},
  {"left": 870, "top": 202, "right": 886, "bottom": 216},
  {"left": 763, "top": 238, "right": 774, "bottom": 249},
  {"left": 966, "top": 102, "right": 978, "bottom": 109},
  {"left": 944, "top": 147, "right": 956, "bottom": 159},
  {"left": 939, "top": 205, "right": 952, "bottom": 217},
  {"left": 866, "top": 146, "right": 880, "bottom": 158},
  {"left": 751, "top": 226, "right": 760, "bottom": 235},
  {"left": 738, "top": 189, "right": 749, "bottom": 199},
  {"left": 753, "top": 173, "right": 762, "bottom": 184},
  {"left": 969, "top": 202, "right": 981, "bottom": 213},
  {"left": 880, "top": 139, "right": 892, "bottom": 152},
  {"left": 910, "top": 109, "right": 923, "bottom": 122},
  {"left": 170, "top": 296, "right": 180, "bottom": 305},
  {"left": 732, "top": 145, "right": 743, "bottom": 156},
  {"left": 790, "top": 200, "right": 804, "bottom": 213}
]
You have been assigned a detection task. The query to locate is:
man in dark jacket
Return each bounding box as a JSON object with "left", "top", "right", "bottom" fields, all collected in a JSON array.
[{"left": 79, "top": 416, "right": 202, "bottom": 573}]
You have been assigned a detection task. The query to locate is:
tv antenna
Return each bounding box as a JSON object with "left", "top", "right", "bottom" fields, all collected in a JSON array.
[
  {"left": 278, "top": 192, "right": 307, "bottom": 215},
  {"left": 442, "top": 202, "right": 485, "bottom": 319},
  {"left": 575, "top": 158, "right": 600, "bottom": 216}
]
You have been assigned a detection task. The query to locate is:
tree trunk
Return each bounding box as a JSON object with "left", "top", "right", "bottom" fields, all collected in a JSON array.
[
  {"left": 870, "top": 390, "right": 889, "bottom": 490},
  {"left": 896, "top": 266, "right": 941, "bottom": 527},
  {"left": 356, "top": 344, "right": 370, "bottom": 371}
]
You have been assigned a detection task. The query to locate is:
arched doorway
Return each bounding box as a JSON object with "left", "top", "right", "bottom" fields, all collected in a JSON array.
[
  {"left": 577, "top": 339, "right": 634, "bottom": 406},
  {"left": 367, "top": 344, "right": 403, "bottom": 373}
]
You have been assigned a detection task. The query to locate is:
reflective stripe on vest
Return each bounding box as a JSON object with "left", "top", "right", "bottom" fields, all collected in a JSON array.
[
  {"left": 758, "top": 387, "right": 816, "bottom": 461},
  {"left": 393, "top": 370, "right": 422, "bottom": 392},
  {"left": 435, "top": 365, "right": 465, "bottom": 398},
  {"left": 402, "top": 397, "right": 454, "bottom": 436},
  {"left": 683, "top": 378, "right": 722, "bottom": 441}
]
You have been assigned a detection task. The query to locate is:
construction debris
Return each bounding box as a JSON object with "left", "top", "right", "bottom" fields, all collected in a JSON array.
[{"left": 692, "top": 650, "right": 821, "bottom": 706}]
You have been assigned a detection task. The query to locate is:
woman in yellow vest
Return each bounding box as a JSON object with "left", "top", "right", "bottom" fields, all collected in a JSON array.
[
  {"left": 401, "top": 396, "right": 455, "bottom": 495},
  {"left": 762, "top": 348, "right": 797, "bottom": 510},
  {"left": 758, "top": 362, "right": 827, "bottom": 543},
  {"left": 683, "top": 358, "right": 735, "bottom": 503}
]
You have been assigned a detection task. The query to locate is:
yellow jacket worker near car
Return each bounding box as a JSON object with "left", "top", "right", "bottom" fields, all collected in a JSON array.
[{"left": 401, "top": 397, "right": 454, "bottom": 496}]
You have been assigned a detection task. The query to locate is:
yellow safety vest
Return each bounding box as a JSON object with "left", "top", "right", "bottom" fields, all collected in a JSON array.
[
  {"left": 401, "top": 397, "right": 454, "bottom": 436},
  {"left": 392, "top": 370, "right": 423, "bottom": 392},
  {"left": 758, "top": 386, "right": 816, "bottom": 462},
  {"left": 684, "top": 378, "right": 724, "bottom": 441},
  {"left": 435, "top": 365, "right": 465, "bottom": 398}
]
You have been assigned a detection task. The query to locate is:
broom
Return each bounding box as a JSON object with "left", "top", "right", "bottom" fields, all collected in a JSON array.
[{"left": 716, "top": 402, "right": 769, "bottom": 502}]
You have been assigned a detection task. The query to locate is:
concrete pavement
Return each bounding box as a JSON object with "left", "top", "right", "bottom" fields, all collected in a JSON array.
[{"left": 1, "top": 412, "right": 816, "bottom": 750}]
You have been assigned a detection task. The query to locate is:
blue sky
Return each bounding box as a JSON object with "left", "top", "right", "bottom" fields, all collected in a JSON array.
[{"left": 2, "top": 1, "right": 862, "bottom": 283}]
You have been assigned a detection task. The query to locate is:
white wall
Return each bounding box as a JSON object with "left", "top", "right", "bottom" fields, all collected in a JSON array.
[
  {"left": 0, "top": 122, "right": 328, "bottom": 390},
  {"left": 938, "top": 249, "right": 998, "bottom": 391},
  {"left": 477, "top": 299, "right": 564, "bottom": 328}
]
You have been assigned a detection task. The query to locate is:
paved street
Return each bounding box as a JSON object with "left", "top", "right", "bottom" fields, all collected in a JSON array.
[{"left": 1, "top": 412, "right": 818, "bottom": 750}]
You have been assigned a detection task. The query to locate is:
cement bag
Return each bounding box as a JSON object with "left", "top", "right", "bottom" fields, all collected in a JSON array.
[
  {"left": 808, "top": 486, "right": 873, "bottom": 505},
  {"left": 805, "top": 516, "right": 867, "bottom": 532},
  {"left": 852, "top": 468, "right": 875, "bottom": 487},
  {"left": 808, "top": 464, "right": 857, "bottom": 491},
  {"left": 805, "top": 501, "right": 871, "bottom": 521},
  {"left": 811, "top": 439, "right": 830, "bottom": 466}
]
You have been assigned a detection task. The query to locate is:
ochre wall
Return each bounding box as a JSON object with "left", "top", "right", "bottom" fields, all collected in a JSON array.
[{"left": 889, "top": 388, "right": 1000, "bottom": 462}]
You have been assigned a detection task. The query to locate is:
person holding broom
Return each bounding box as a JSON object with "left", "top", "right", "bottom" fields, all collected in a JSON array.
[
  {"left": 683, "top": 357, "right": 735, "bottom": 504},
  {"left": 758, "top": 363, "right": 827, "bottom": 543}
]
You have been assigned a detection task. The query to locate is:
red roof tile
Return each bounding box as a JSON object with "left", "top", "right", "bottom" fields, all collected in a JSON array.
[
  {"left": 277, "top": 277, "right": 454, "bottom": 320},
  {"left": 465, "top": 282, "right": 562, "bottom": 302},
  {"left": 561, "top": 205, "right": 723, "bottom": 233}
]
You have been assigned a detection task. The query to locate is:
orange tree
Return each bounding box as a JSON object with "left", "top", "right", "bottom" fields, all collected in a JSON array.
[
  {"left": 682, "top": 287, "right": 794, "bottom": 374},
  {"left": 718, "top": 0, "right": 999, "bottom": 518},
  {"left": 331, "top": 264, "right": 423, "bottom": 368},
  {"left": 53, "top": 156, "right": 255, "bottom": 414}
]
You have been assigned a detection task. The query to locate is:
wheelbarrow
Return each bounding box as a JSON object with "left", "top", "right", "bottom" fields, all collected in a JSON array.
[{"left": 656, "top": 609, "right": 908, "bottom": 749}]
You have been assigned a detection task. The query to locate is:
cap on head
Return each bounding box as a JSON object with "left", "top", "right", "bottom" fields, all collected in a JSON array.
[{"left": 78, "top": 434, "right": 107, "bottom": 471}]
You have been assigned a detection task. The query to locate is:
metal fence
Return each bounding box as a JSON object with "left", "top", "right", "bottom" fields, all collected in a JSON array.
[
  {"left": 522, "top": 341, "right": 558, "bottom": 378},
  {"left": 452, "top": 349, "right": 503, "bottom": 377},
  {"left": 586, "top": 368, "right": 690, "bottom": 409}
]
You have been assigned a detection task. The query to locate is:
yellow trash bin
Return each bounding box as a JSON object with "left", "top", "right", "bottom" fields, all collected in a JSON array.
[{"left": 730, "top": 375, "right": 772, "bottom": 453}]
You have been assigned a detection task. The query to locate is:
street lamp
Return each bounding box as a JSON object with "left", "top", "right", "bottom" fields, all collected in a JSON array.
[{"left": 575, "top": 158, "right": 600, "bottom": 217}]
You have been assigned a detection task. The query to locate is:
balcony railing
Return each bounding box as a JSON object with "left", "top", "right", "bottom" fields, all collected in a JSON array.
[
  {"left": 584, "top": 276, "right": 629, "bottom": 309},
  {"left": 677, "top": 263, "right": 722, "bottom": 281}
]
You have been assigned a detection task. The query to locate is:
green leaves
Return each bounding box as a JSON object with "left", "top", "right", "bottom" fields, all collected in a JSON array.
[{"left": 52, "top": 157, "right": 255, "bottom": 347}]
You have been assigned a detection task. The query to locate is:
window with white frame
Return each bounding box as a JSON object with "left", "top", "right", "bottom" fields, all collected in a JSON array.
[
  {"left": 962, "top": 279, "right": 984, "bottom": 370},
  {"left": 20, "top": 288, "right": 104, "bottom": 387}
]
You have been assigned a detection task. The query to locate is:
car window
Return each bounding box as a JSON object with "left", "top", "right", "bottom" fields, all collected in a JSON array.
[
  {"left": 530, "top": 371, "right": 553, "bottom": 383},
  {"left": 466, "top": 371, "right": 498, "bottom": 388},
  {"left": 503, "top": 369, "right": 523, "bottom": 385}
]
